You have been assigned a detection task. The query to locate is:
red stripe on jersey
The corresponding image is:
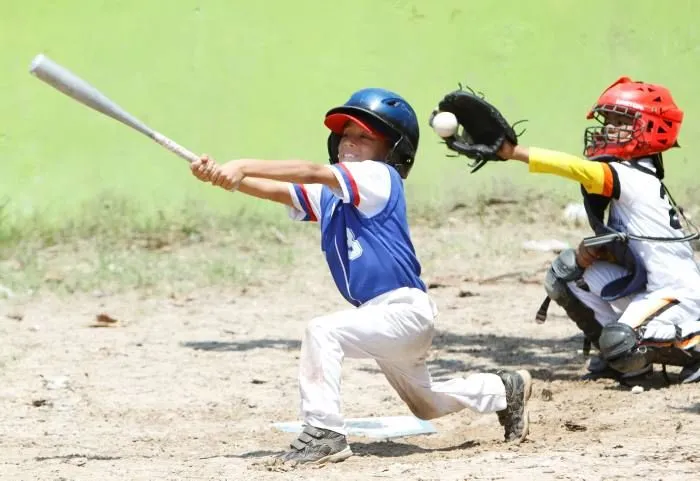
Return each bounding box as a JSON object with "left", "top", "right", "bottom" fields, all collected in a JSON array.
[
  {"left": 337, "top": 163, "right": 360, "bottom": 207},
  {"left": 299, "top": 185, "right": 317, "bottom": 222}
]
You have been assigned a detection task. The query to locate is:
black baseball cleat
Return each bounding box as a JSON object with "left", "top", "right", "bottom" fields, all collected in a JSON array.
[
  {"left": 274, "top": 425, "right": 353, "bottom": 465},
  {"left": 496, "top": 369, "right": 532, "bottom": 443}
]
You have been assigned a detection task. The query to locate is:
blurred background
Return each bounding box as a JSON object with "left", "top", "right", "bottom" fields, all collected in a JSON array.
[{"left": 2, "top": 0, "right": 699, "bottom": 243}]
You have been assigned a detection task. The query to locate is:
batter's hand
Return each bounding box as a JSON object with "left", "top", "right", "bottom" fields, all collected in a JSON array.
[
  {"left": 191, "top": 155, "right": 220, "bottom": 183},
  {"left": 210, "top": 159, "right": 246, "bottom": 191}
]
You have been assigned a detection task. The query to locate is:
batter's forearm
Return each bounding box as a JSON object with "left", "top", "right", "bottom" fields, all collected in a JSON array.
[
  {"left": 237, "top": 177, "right": 294, "bottom": 207},
  {"left": 239, "top": 159, "right": 340, "bottom": 190}
]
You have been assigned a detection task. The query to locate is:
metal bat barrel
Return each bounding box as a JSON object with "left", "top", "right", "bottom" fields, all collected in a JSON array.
[
  {"left": 29, "top": 54, "right": 154, "bottom": 138},
  {"left": 28, "top": 54, "right": 200, "bottom": 164}
]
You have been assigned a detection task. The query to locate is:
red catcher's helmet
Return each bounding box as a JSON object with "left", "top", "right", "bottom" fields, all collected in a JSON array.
[{"left": 583, "top": 76, "right": 684, "bottom": 159}]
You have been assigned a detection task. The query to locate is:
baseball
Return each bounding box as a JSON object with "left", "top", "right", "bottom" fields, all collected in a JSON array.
[{"left": 432, "top": 111, "right": 458, "bottom": 138}]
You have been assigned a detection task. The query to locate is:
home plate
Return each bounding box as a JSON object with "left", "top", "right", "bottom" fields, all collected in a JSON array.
[{"left": 272, "top": 416, "right": 437, "bottom": 439}]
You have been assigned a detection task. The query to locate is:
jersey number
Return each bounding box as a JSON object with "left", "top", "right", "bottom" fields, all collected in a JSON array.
[{"left": 346, "top": 228, "right": 363, "bottom": 261}]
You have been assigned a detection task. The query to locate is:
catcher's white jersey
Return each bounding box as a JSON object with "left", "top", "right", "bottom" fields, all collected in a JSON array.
[
  {"left": 607, "top": 159, "right": 700, "bottom": 299},
  {"left": 530, "top": 149, "right": 700, "bottom": 346}
]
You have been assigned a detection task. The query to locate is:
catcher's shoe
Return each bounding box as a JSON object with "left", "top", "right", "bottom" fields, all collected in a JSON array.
[
  {"left": 496, "top": 370, "right": 532, "bottom": 443},
  {"left": 679, "top": 360, "right": 700, "bottom": 384},
  {"left": 587, "top": 354, "right": 609, "bottom": 374},
  {"left": 582, "top": 355, "right": 652, "bottom": 381},
  {"left": 275, "top": 425, "right": 353, "bottom": 465}
]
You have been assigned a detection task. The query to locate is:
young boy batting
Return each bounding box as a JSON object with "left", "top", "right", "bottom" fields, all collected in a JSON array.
[{"left": 190, "top": 87, "right": 532, "bottom": 464}]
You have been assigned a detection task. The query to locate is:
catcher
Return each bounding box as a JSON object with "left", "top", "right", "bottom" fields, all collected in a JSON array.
[
  {"left": 432, "top": 78, "right": 700, "bottom": 383},
  {"left": 190, "top": 87, "right": 533, "bottom": 465}
]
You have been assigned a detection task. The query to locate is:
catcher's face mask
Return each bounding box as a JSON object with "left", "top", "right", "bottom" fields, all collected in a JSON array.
[
  {"left": 583, "top": 76, "right": 683, "bottom": 159},
  {"left": 584, "top": 105, "right": 642, "bottom": 157},
  {"left": 602, "top": 111, "right": 635, "bottom": 142}
]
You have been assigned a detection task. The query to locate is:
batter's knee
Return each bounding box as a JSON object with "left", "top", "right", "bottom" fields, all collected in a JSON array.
[
  {"left": 406, "top": 403, "right": 441, "bottom": 420},
  {"left": 394, "top": 390, "right": 442, "bottom": 420},
  {"left": 305, "top": 316, "right": 329, "bottom": 337},
  {"left": 303, "top": 316, "right": 342, "bottom": 349}
]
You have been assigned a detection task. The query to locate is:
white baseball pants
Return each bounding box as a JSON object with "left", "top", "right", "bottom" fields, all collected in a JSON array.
[
  {"left": 568, "top": 261, "right": 700, "bottom": 350},
  {"left": 298, "top": 287, "right": 507, "bottom": 435}
]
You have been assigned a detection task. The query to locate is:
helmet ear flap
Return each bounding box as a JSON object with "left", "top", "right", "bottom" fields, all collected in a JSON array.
[
  {"left": 327, "top": 133, "right": 341, "bottom": 164},
  {"left": 385, "top": 136, "right": 415, "bottom": 178}
]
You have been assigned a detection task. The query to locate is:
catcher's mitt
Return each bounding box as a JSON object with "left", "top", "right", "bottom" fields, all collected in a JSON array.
[{"left": 431, "top": 85, "right": 524, "bottom": 173}]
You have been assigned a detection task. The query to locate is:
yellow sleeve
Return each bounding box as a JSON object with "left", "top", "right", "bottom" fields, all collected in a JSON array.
[{"left": 528, "top": 147, "right": 617, "bottom": 197}]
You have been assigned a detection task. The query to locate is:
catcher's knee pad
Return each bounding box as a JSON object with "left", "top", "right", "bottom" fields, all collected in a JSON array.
[
  {"left": 544, "top": 249, "right": 602, "bottom": 346},
  {"left": 599, "top": 323, "right": 650, "bottom": 373}
]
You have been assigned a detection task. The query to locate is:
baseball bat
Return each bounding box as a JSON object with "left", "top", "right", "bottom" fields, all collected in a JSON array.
[{"left": 29, "top": 53, "right": 199, "bottom": 164}]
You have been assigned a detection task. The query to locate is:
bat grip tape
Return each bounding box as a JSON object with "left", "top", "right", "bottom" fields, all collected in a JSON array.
[{"left": 152, "top": 132, "right": 199, "bottom": 164}]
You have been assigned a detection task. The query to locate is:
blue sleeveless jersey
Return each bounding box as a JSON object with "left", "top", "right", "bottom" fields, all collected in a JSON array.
[{"left": 312, "top": 166, "right": 426, "bottom": 306}]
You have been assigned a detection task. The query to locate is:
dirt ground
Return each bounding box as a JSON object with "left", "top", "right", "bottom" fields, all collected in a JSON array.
[{"left": 1, "top": 212, "right": 698, "bottom": 481}]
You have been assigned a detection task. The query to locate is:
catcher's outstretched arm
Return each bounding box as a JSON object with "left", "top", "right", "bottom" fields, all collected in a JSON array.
[{"left": 503, "top": 144, "right": 617, "bottom": 197}]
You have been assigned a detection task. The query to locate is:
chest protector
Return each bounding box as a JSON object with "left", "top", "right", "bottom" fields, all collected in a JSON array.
[
  {"left": 581, "top": 153, "right": 698, "bottom": 300},
  {"left": 580, "top": 170, "right": 648, "bottom": 301}
]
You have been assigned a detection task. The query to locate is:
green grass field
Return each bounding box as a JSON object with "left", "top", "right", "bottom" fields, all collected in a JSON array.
[{"left": 2, "top": 0, "right": 700, "bottom": 246}]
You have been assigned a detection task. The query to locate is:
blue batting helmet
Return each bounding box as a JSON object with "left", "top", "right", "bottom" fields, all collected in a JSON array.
[{"left": 324, "top": 88, "right": 419, "bottom": 178}]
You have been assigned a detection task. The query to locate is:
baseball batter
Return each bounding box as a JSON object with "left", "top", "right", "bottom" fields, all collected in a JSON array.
[{"left": 190, "top": 88, "right": 532, "bottom": 464}]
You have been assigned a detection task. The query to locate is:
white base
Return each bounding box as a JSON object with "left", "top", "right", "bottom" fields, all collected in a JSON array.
[{"left": 272, "top": 416, "right": 437, "bottom": 440}]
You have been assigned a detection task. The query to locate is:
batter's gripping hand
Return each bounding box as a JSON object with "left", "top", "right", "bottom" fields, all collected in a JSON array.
[
  {"left": 431, "top": 86, "right": 523, "bottom": 173},
  {"left": 191, "top": 155, "right": 220, "bottom": 183}
]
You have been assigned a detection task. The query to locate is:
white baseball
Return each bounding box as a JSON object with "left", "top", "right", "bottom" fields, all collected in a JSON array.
[{"left": 432, "top": 111, "right": 458, "bottom": 138}]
